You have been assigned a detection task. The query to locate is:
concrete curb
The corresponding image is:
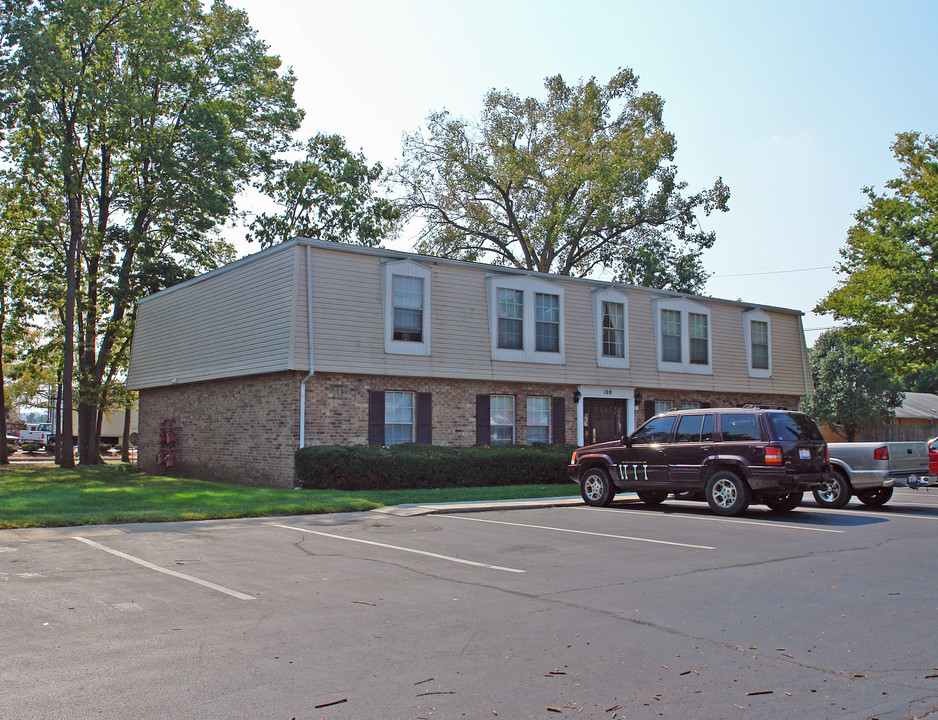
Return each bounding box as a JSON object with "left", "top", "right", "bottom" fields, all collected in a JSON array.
[{"left": 370, "top": 495, "right": 583, "bottom": 517}]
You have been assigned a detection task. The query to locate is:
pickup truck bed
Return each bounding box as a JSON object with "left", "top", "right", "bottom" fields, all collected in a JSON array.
[{"left": 815, "top": 442, "right": 934, "bottom": 508}]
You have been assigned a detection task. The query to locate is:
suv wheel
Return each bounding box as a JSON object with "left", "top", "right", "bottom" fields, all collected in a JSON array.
[
  {"left": 705, "top": 471, "right": 751, "bottom": 516},
  {"left": 812, "top": 470, "right": 851, "bottom": 509},
  {"left": 764, "top": 492, "right": 803, "bottom": 512},
  {"left": 636, "top": 490, "right": 669, "bottom": 507},
  {"left": 580, "top": 467, "right": 615, "bottom": 507}
]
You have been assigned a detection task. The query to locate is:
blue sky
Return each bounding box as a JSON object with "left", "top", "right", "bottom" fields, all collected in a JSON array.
[{"left": 226, "top": 0, "right": 938, "bottom": 345}]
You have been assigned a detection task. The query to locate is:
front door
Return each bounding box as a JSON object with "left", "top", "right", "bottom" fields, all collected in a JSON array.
[{"left": 583, "top": 398, "right": 629, "bottom": 445}]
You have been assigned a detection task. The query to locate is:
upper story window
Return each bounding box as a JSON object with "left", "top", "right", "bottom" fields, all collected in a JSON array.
[
  {"left": 742, "top": 308, "right": 772, "bottom": 378},
  {"left": 591, "top": 287, "right": 629, "bottom": 368},
  {"left": 486, "top": 275, "right": 564, "bottom": 364},
  {"left": 392, "top": 275, "right": 424, "bottom": 341},
  {"left": 652, "top": 297, "right": 712, "bottom": 374},
  {"left": 497, "top": 288, "right": 524, "bottom": 349},
  {"left": 382, "top": 259, "right": 431, "bottom": 356},
  {"left": 535, "top": 293, "right": 560, "bottom": 352}
]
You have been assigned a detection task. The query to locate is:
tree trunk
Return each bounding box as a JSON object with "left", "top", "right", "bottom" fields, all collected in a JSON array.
[
  {"left": 121, "top": 402, "right": 131, "bottom": 463},
  {"left": 0, "top": 283, "right": 7, "bottom": 466}
]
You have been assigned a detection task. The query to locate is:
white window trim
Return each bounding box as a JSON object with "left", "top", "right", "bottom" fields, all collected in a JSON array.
[
  {"left": 490, "top": 394, "right": 516, "bottom": 445},
  {"left": 486, "top": 274, "right": 564, "bottom": 364},
  {"left": 743, "top": 308, "right": 772, "bottom": 378},
  {"left": 651, "top": 297, "right": 712, "bottom": 375},
  {"left": 591, "top": 288, "right": 629, "bottom": 368},
  {"left": 382, "top": 259, "right": 431, "bottom": 356}
]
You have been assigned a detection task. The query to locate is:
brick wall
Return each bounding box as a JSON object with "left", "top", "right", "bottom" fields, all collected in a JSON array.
[
  {"left": 138, "top": 370, "right": 804, "bottom": 487},
  {"left": 138, "top": 371, "right": 304, "bottom": 487},
  {"left": 304, "top": 372, "right": 579, "bottom": 447}
]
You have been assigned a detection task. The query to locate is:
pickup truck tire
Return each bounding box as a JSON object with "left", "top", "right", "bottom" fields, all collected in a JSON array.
[
  {"left": 580, "top": 467, "right": 615, "bottom": 507},
  {"left": 764, "top": 492, "right": 803, "bottom": 512},
  {"left": 812, "top": 469, "right": 851, "bottom": 509},
  {"left": 705, "top": 471, "right": 751, "bottom": 516},
  {"left": 636, "top": 490, "right": 669, "bottom": 506},
  {"left": 855, "top": 486, "right": 894, "bottom": 507}
]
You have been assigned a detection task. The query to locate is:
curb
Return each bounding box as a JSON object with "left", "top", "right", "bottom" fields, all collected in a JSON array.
[{"left": 371, "top": 495, "right": 583, "bottom": 517}]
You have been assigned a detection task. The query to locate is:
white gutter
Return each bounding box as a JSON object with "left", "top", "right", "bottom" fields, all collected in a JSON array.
[{"left": 299, "top": 244, "right": 315, "bottom": 448}]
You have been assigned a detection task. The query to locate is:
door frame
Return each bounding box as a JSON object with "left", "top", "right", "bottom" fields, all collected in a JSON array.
[{"left": 575, "top": 386, "right": 635, "bottom": 446}]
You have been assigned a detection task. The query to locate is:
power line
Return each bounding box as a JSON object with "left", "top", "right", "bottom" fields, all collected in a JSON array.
[{"left": 711, "top": 265, "right": 833, "bottom": 278}]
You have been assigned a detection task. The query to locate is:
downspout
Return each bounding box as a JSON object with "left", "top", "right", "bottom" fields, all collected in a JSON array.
[
  {"left": 299, "top": 244, "right": 315, "bottom": 449},
  {"left": 798, "top": 314, "right": 810, "bottom": 399}
]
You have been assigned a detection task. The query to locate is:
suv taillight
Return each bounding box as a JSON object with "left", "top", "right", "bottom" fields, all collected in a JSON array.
[
  {"left": 874, "top": 445, "right": 889, "bottom": 461},
  {"left": 765, "top": 446, "right": 783, "bottom": 466}
]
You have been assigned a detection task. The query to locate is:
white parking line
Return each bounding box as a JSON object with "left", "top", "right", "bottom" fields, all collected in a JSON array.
[
  {"left": 72, "top": 537, "right": 255, "bottom": 600},
  {"left": 442, "top": 515, "right": 716, "bottom": 549},
  {"left": 804, "top": 504, "right": 938, "bottom": 521},
  {"left": 273, "top": 524, "right": 526, "bottom": 573},
  {"left": 580, "top": 506, "right": 845, "bottom": 533}
]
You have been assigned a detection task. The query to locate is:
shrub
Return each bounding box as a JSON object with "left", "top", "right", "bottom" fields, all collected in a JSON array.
[{"left": 295, "top": 443, "right": 576, "bottom": 491}]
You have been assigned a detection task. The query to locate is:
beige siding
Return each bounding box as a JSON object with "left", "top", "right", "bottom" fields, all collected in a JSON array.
[
  {"left": 307, "top": 243, "right": 809, "bottom": 396},
  {"left": 127, "top": 244, "right": 303, "bottom": 389},
  {"left": 128, "top": 238, "right": 810, "bottom": 398}
]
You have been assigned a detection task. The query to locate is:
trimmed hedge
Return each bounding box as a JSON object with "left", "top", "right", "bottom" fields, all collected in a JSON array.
[{"left": 295, "top": 443, "right": 576, "bottom": 491}]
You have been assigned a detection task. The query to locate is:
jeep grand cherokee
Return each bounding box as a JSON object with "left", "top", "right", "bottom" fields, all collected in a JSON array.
[{"left": 567, "top": 407, "right": 830, "bottom": 516}]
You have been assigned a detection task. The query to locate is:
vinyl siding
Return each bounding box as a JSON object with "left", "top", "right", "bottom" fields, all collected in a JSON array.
[
  {"left": 127, "top": 244, "right": 303, "bottom": 389},
  {"left": 128, "top": 238, "right": 810, "bottom": 397}
]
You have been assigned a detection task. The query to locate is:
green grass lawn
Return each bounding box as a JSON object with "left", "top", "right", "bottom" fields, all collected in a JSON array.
[{"left": 0, "top": 463, "right": 578, "bottom": 529}]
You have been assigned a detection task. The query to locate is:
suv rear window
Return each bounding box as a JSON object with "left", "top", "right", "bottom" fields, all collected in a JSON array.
[{"left": 766, "top": 412, "right": 824, "bottom": 443}]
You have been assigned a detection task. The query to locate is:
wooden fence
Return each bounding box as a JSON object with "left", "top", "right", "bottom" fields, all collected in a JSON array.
[{"left": 856, "top": 424, "right": 938, "bottom": 442}]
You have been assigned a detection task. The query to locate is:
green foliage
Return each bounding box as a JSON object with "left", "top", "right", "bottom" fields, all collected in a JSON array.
[
  {"left": 295, "top": 443, "right": 575, "bottom": 491},
  {"left": 397, "top": 70, "right": 729, "bottom": 292},
  {"left": 903, "top": 362, "right": 938, "bottom": 393},
  {"left": 801, "top": 330, "right": 904, "bottom": 441},
  {"left": 248, "top": 133, "right": 400, "bottom": 247},
  {"left": 0, "top": 0, "right": 303, "bottom": 463},
  {"left": 816, "top": 132, "right": 938, "bottom": 375}
]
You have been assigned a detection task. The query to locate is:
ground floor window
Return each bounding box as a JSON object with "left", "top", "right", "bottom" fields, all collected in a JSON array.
[
  {"left": 384, "top": 391, "right": 414, "bottom": 445},
  {"left": 490, "top": 395, "right": 515, "bottom": 445},
  {"left": 526, "top": 396, "right": 551, "bottom": 443}
]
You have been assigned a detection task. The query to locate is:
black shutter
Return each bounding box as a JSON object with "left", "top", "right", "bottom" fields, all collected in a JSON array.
[
  {"left": 416, "top": 392, "right": 432, "bottom": 445},
  {"left": 701, "top": 401, "right": 712, "bottom": 409},
  {"left": 643, "top": 400, "right": 656, "bottom": 423},
  {"left": 368, "top": 391, "right": 385, "bottom": 445},
  {"left": 475, "top": 394, "right": 491, "bottom": 445},
  {"left": 551, "top": 397, "right": 566, "bottom": 444}
]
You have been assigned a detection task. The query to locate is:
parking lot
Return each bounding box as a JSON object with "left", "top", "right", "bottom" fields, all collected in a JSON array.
[{"left": 3, "top": 491, "right": 938, "bottom": 720}]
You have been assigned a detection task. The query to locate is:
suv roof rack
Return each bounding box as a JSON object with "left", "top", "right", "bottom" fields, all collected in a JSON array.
[{"left": 741, "top": 404, "right": 790, "bottom": 410}]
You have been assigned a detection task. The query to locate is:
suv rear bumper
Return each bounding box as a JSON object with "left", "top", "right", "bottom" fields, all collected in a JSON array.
[{"left": 748, "top": 469, "right": 829, "bottom": 492}]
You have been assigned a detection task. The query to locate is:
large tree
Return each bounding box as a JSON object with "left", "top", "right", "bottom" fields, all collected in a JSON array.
[
  {"left": 816, "top": 131, "right": 938, "bottom": 375},
  {"left": 1, "top": 0, "right": 302, "bottom": 464},
  {"left": 247, "top": 133, "right": 400, "bottom": 248},
  {"left": 801, "top": 330, "right": 904, "bottom": 442},
  {"left": 396, "top": 70, "right": 730, "bottom": 291}
]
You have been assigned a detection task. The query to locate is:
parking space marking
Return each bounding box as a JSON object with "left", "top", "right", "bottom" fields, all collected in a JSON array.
[
  {"left": 273, "top": 524, "right": 526, "bottom": 573},
  {"left": 443, "top": 515, "right": 716, "bottom": 549},
  {"left": 580, "top": 506, "right": 845, "bottom": 533},
  {"left": 804, "top": 504, "right": 938, "bottom": 521},
  {"left": 72, "top": 537, "right": 255, "bottom": 600}
]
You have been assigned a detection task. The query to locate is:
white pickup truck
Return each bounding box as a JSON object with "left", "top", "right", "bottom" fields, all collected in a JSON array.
[
  {"left": 813, "top": 441, "right": 934, "bottom": 508},
  {"left": 18, "top": 422, "right": 54, "bottom": 447}
]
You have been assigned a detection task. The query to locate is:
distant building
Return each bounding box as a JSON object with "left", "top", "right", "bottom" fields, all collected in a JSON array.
[{"left": 126, "top": 238, "right": 813, "bottom": 487}]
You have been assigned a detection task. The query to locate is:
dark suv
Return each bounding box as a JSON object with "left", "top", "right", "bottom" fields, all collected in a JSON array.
[{"left": 567, "top": 407, "right": 830, "bottom": 516}]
